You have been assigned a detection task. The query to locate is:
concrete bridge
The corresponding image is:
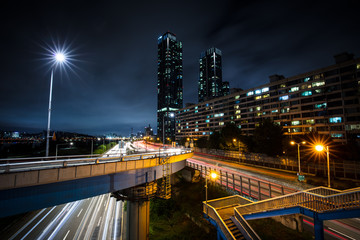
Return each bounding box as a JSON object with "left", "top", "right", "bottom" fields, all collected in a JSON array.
[{"left": 0, "top": 149, "right": 193, "bottom": 218}]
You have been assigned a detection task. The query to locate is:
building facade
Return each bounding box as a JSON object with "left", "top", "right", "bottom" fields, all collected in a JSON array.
[
  {"left": 198, "top": 47, "right": 229, "bottom": 103},
  {"left": 157, "top": 32, "right": 183, "bottom": 142},
  {"left": 176, "top": 53, "right": 360, "bottom": 144}
]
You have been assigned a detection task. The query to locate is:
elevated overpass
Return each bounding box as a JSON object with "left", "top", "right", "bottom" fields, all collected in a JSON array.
[
  {"left": 0, "top": 149, "right": 193, "bottom": 218},
  {"left": 204, "top": 187, "right": 360, "bottom": 240}
]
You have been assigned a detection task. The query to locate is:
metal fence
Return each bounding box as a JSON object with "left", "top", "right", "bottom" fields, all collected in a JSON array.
[
  {"left": 236, "top": 186, "right": 360, "bottom": 216},
  {"left": 187, "top": 160, "right": 296, "bottom": 201},
  {"left": 194, "top": 147, "right": 360, "bottom": 180}
]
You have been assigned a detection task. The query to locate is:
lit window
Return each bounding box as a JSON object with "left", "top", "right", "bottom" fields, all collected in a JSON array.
[
  {"left": 235, "top": 110, "right": 241, "bottom": 114},
  {"left": 289, "top": 87, "right": 299, "bottom": 92},
  {"left": 304, "top": 77, "right": 311, "bottom": 82},
  {"left": 262, "top": 87, "right": 269, "bottom": 93},
  {"left": 235, "top": 95, "right": 240, "bottom": 99},
  {"left": 280, "top": 84, "right": 286, "bottom": 88},
  {"left": 279, "top": 95, "right": 289, "bottom": 101},
  {"left": 312, "top": 81, "right": 325, "bottom": 87},
  {"left": 305, "top": 119, "right": 315, "bottom": 124},
  {"left": 301, "top": 91, "right": 312, "bottom": 96},
  {"left": 236, "top": 115, "right": 241, "bottom": 119},
  {"left": 195, "top": 129, "right": 199, "bottom": 132},
  {"left": 271, "top": 109, "right": 278, "bottom": 113},
  {"left": 256, "top": 106, "right": 261, "bottom": 111},
  {"left": 329, "top": 117, "right": 342, "bottom": 123},
  {"left": 256, "top": 112, "right": 261, "bottom": 116},
  {"left": 205, "top": 119, "right": 210, "bottom": 123},
  {"left": 314, "top": 103, "right": 327, "bottom": 109},
  {"left": 263, "top": 94, "right": 270, "bottom": 98},
  {"left": 255, "top": 96, "right": 262, "bottom": 100},
  {"left": 255, "top": 89, "right": 261, "bottom": 95},
  {"left": 247, "top": 91, "right": 254, "bottom": 96},
  {"left": 331, "top": 133, "right": 343, "bottom": 138},
  {"left": 291, "top": 121, "right": 301, "bottom": 126},
  {"left": 219, "top": 122, "right": 224, "bottom": 126}
]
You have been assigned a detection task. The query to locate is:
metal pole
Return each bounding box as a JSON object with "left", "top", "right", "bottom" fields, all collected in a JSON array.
[
  {"left": 56, "top": 144, "right": 58, "bottom": 160},
  {"left": 205, "top": 173, "right": 208, "bottom": 217},
  {"left": 327, "top": 146, "right": 330, "bottom": 188},
  {"left": 91, "top": 139, "right": 93, "bottom": 157},
  {"left": 297, "top": 143, "right": 301, "bottom": 174},
  {"left": 46, "top": 69, "right": 54, "bottom": 157}
]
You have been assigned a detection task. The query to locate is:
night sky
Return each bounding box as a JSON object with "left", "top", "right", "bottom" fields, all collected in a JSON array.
[{"left": 1, "top": 0, "right": 359, "bottom": 136}]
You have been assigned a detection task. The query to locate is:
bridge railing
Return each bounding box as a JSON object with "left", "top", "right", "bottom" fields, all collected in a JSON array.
[
  {"left": 233, "top": 208, "right": 261, "bottom": 240},
  {"left": 236, "top": 186, "right": 360, "bottom": 216},
  {"left": 203, "top": 203, "right": 236, "bottom": 240},
  {"left": 0, "top": 149, "right": 193, "bottom": 173},
  {"left": 187, "top": 160, "right": 296, "bottom": 200}
]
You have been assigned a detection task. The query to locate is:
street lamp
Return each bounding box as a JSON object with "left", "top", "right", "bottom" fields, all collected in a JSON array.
[
  {"left": 45, "top": 52, "right": 66, "bottom": 157},
  {"left": 162, "top": 112, "right": 174, "bottom": 146},
  {"left": 205, "top": 170, "right": 218, "bottom": 217},
  {"left": 315, "top": 144, "right": 331, "bottom": 188},
  {"left": 233, "top": 138, "right": 241, "bottom": 163},
  {"left": 56, "top": 142, "right": 73, "bottom": 159},
  {"left": 290, "top": 141, "right": 306, "bottom": 180}
]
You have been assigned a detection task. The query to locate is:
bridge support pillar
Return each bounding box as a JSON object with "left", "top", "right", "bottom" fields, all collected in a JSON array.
[
  {"left": 113, "top": 182, "right": 157, "bottom": 240},
  {"left": 314, "top": 218, "right": 324, "bottom": 240}
]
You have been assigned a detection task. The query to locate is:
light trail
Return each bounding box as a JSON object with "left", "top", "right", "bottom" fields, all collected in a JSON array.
[
  {"left": 20, "top": 206, "right": 56, "bottom": 240},
  {"left": 9, "top": 208, "right": 46, "bottom": 240}
]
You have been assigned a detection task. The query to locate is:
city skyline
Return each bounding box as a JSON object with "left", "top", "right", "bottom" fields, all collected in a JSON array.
[{"left": 1, "top": 0, "right": 360, "bottom": 135}]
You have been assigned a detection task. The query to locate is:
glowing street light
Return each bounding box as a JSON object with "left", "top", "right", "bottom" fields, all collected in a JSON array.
[
  {"left": 315, "top": 144, "right": 331, "bottom": 188},
  {"left": 205, "top": 170, "right": 218, "bottom": 217},
  {"left": 290, "top": 141, "right": 306, "bottom": 180},
  {"left": 45, "top": 51, "right": 67, "bottom": 157}
]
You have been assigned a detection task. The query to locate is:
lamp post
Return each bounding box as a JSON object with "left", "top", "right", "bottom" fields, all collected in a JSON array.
[
  {"left": 45, "top": 52, "right": 66, "bottom": 157},
  {"left": 162, "top": 112, "right": 174, "bottom": 146},
  {"left": 233, "top": 138, "right": 241, "bottom": 163},
  {"left": 56, "top": 142, "right": 73, "bottom": 159},
  {"left": 290, "top": 141, "right": 306, "bottom": 179},
  {"left": 205, "top": 170, "right": 218, "bottom": 217},
  {"left": 315, "top": 145, "right": 331, "bottom": 188}
]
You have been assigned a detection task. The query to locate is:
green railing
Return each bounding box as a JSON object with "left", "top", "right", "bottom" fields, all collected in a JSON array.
[{"left": 236, "top": 186, "right": 360, "bottom": 216}]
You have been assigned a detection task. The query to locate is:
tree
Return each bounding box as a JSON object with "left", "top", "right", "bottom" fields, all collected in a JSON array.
[{"left": 253, "top": 118, "right": 284, "bottom": 157}]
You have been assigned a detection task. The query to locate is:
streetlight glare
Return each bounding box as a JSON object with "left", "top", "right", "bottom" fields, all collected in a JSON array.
[
  {"left": 290, "top": 141, "right": 295, "bottom": 145},
  {"left": 210, "top": 172, "right": 218, "bottom": 180},
  {"left": 315, "top": 145, "right": 324, "bottom": 152},
  {"left": 55, "top": 52, "right": 66, "bottom": 62}
]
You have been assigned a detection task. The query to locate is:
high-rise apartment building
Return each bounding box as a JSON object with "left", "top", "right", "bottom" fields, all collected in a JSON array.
[
  {"left": 157, "top": 32, "right": 183, "bottom": 142},
  {"left": 177, "top": 53, "right": 360, "bottom": 144},
  {"left": 198, "top": 47, "right": 229, "bottom": 103}
]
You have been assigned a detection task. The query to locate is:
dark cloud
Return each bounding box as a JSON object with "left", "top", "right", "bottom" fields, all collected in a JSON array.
[{"left": 1, "top": 0, "right": 360, "bottom": 136}]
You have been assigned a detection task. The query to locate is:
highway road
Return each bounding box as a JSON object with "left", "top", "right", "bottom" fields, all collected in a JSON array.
[
  {"left": 0, "top": 144, "right": 126, "bottom": 240},
  {"left": 191, "top": 152, "right": 360, "bottom": 240}
]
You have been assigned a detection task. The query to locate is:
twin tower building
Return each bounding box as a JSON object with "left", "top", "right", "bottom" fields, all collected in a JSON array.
[{"left": 157, "top": 32, "right": 229, "bottom": 142}]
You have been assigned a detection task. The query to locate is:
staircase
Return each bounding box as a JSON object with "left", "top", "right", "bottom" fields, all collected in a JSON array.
[
  {"left": 159, "top": 156, "right": 171, "bottom": 199},
  {"left": 224, "top": 218, "right": 245, "bottom": 240}
]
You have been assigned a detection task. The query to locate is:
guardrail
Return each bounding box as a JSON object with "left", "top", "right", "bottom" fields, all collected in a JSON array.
[
  {"left": 187, "top": 161, "right": 296, "bottom": 200},
  {"left": 0, "top": 149, "right": 193, "bottom": 174},
  {"left": 236, "top": 186, "right": 360, "bottom": 216},
  {"left": 233, "top": 209, "right": 261, "bottom": 240},
  {"left": 194, "top": 147, "right": 360, "bottom": 180},
  {"left": 204, "top": 203, "right": 236, "bottom": 240}
]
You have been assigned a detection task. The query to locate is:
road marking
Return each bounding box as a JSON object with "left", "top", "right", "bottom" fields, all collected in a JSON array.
[
  {"left": 63, "top": 230, "right": 70, "bottom": 240},
  {"left": 97, "top": 216, "right": 102, "bottom": 227},
  {"left": 20, "top": 206, "right": 56, "bottom": 240},
  {"left": 9, "top": 208, "right": 46, "bottom": 240},
  {"left": 328, "top": 227, "right": 356, "bottom": 240},
  {"left": 77, "top": 208, "right": 83, "bottom": 217}
]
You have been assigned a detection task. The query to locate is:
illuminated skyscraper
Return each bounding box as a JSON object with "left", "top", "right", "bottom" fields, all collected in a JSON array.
[
  {"left": 157, "top": 32, "right": 183, "bottom": 142},
  {"left": 198, "top": 47, "right": 229, "bottom": 102}
]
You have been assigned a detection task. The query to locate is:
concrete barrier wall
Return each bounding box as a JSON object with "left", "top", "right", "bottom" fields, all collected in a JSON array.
[{"left": 0, "top": 152, "right": 193, "bottom": 191}]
